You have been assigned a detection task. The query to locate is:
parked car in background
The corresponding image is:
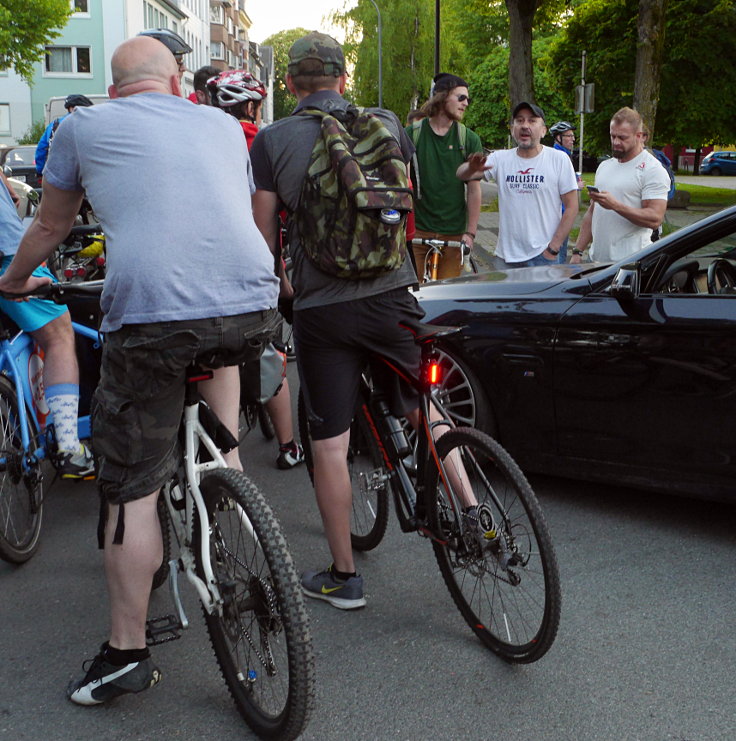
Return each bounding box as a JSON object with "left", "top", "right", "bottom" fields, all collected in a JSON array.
[
  {"left": 700, "top": 151, "right": 736, "bottom": 176},
  {"left": 0, "top": 146, "right": 42, "bottom": 189},
  {"left": 7, "top": 177, "right": 39, "bottom": 220},
  {"left": 416, "top": 206, "right": 736, "bottom": 502}
]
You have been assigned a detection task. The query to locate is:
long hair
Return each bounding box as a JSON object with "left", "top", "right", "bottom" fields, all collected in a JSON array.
[{"left": 420, "top": 90, "right": 450, "bottom": 119}]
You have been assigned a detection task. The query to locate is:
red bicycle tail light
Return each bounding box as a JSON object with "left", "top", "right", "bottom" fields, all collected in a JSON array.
[
  {"left": 427, "top": 360, "right": 442, "bottom": 385},
  {"left": 63, "top": 268, "right": 74, "bottom": 279},
  {"left": 76, "top": 267, "right": 87, "bottom": 277}
]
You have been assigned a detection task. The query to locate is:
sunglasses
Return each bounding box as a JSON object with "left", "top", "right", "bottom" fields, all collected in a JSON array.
[{"left": 456, "top": 94, "right": 471, "bottom": 104}]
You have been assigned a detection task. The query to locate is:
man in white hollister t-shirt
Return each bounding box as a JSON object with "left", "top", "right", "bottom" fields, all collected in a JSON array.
[
  {"left": 574, "top": 106, "right": 670, "bottom": 264},
  {"left": 456, "top": 101, "right": 578, "bottom": 268}
]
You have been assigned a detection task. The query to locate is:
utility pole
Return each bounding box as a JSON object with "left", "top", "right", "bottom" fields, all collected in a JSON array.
[
  {"left": 368, "top": 0, "right": 383, "bottom": 108},
  {"left": 434, "top": 0, "right": 440, "bottom": 76},
  {"left": 578, "top": 51, "right": 586, "bottom": 176}
]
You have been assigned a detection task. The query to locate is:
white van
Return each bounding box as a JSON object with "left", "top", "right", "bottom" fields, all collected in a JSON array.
[{"left": 44, "top": 94, "right": 110, "bottom": 125}]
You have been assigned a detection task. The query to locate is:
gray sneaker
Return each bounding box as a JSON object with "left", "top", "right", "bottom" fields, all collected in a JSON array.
[
  {"left": 67, "top": 645, "right": 161, "bottom": 705},
  {"left": 301, "top": 565, "right": 366, "bottom": 610}
]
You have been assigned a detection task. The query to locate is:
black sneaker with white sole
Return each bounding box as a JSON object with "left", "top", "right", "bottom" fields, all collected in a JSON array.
[{"left": 67, "top": 645, "right": 161, "bottom": 705}]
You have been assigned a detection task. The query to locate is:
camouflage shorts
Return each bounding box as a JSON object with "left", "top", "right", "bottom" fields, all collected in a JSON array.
[{"left": 93, "top": 310, "right": 278, "bottom": 505}]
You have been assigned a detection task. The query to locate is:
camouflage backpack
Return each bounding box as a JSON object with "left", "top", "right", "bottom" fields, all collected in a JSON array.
[{"left": 295, "top": 106, "right": 413, "bottom": 279}]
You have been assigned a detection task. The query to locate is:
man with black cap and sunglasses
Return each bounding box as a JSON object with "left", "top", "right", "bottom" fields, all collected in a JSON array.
[
  {"left": 457, "top": 101, "right": 578, "bottom": 268},
  {"left": 407, "top": 73, "right": 483, "bottom": 281}
]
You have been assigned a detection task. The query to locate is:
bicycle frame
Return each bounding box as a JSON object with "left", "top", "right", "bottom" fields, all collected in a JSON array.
[
  {"left": 360, "top": 346, "right": 466, "bottom": 539},
  {"left": 411, "top": 237, "right": 469, "bottom": 282},
  {"left": 160, "top": 375, "right": 252, "bottom": 621},
  {"left": 0, "top": 319, "right": 100, "bottom": 466}
]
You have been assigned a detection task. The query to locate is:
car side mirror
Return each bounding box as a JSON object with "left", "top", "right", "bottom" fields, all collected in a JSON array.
[
  {"left": 610, "top": 264, "right": 640, "bottom": 301},
  {"left": 2, "top": 164, "right": 12, "bottom": 177}
]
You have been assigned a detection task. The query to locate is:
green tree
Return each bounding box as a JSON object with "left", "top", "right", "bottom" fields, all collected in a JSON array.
[
  {"left": 546, "top": 0, "right": 736, "bottom": 155},
  {"left": 263, "top": 27, "right": 310, "bottom": 120},
  {"left": 0, "top": 0, "right": 71, "bottom": 83},
  {"left": 331, "top": 0, "right": 437, "bottom": 119}
]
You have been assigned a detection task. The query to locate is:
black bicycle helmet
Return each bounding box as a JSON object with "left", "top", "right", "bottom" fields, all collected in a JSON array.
[
  {"left": 138, "top": 28, "right": 192, "bottom": 56},
  {"left": 64, "top": 94, "right": 94, "bottom": 109},
  {"left": 549, "top": 121, "right": 575, "bottom": 136}
]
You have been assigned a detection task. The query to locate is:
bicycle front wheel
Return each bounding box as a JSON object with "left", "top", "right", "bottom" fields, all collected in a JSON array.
[
  {"left": 427, "top": 428, "right": 561, "bottom": 663},
  {"left": 196, "top": 468, "right": 315, "bottom": 740},
  {"left": 0, "top": 376, "right": 43, "bottom": 564},
  {"left": 298, "top": 391, "right": 390, "bottom": 551}
]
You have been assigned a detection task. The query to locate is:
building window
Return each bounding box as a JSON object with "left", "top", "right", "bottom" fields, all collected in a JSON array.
[
  {"left": 71, "top": 0, "right": 89, "bottom": 12},
  {"left": 210, "top": 4, "right": 224, "bottom": 23},
  {"left": 0, "top": 104, "right": 10, "bottom": 135},
  {"left": 44, "top": 46, "right": 91, "bottom": 75},
  {"left": 211, "top": 41, "right": 224, "bottom": 59}
]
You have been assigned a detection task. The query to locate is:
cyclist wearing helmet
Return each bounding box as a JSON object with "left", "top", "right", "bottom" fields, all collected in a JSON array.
[
  {"left": 550, "top": 120, "right": 576, "bottom": 161},
  {"left": 208, "top": 69, "right": 268, "bottom": 147},
  {"left": 208, "top": 69, "right": 306, "bottom": 470},
  {"left": 35, "top": 94, "right": 94, "bottom": 178},
  {"left": 137, "top": 28, "right": 192, "bottom": 80}
]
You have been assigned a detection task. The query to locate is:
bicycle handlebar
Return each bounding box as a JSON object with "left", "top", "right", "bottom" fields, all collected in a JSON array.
[{"left": 0, "top": 279, "right": 104, "bottom": 303}]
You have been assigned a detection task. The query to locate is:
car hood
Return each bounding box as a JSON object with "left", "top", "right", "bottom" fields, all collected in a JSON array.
[{"left": 414, "top": 263, "right": 589, "bottom": 299}]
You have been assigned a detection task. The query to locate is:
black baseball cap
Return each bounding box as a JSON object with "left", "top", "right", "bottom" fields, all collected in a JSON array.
[{"left": 512, "top": 101, "right": 545, "bottom": 121}]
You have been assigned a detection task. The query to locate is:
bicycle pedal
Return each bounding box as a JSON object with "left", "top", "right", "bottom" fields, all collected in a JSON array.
[{"left": 145, "top": 614, "right": 183, "bottom": 646}]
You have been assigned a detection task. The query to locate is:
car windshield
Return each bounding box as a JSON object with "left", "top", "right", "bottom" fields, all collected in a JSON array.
[{"left": 7, "top": 148, "right": 35, "bottom": 166}]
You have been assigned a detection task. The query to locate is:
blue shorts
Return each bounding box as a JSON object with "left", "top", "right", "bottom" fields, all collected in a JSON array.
[{"left": 0, "top": 255, "right": 67, "bottom": 332}]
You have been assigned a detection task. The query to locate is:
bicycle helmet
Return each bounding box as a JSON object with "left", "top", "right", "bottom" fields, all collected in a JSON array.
[
  {"left": 64, "top": 94, "right": 93, "bottom": 110},
  {"left": 549, "top": 121, "right": 575, "bottom": 136},
  {"left": 209, "top": 70, "right": 267, "bottom": 107},
  {"left": 137, "top": 28, "right": 192, "bottom": 56}
]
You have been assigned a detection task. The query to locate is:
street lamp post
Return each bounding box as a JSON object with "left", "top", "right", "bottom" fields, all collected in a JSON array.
[{"left": 367, "top": 0, "right": 383, "bottom": 108}]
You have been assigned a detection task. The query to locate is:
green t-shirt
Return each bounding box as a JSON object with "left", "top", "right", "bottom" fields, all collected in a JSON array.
[{"left": 406, "top": 118, "right": 482, "bottom": 235}]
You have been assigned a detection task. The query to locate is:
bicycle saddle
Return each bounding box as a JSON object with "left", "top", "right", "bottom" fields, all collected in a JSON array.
[{"left": 399, "top": 317, "right": 464, "bottom": 345}]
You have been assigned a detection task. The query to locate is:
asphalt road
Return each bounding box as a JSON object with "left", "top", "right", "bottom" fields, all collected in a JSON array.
[{"left": 1, "top": 365, "right": 735, "bottom": 741}]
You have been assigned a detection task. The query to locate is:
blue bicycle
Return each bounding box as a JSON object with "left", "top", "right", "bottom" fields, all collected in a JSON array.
[{"left": 0, "top": 281, "right": 102, "bottom": 563}]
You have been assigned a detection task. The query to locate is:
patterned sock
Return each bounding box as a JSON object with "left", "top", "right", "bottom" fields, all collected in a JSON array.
[{"left": 46, "top": 383, "right": 81, "bottom": 452}]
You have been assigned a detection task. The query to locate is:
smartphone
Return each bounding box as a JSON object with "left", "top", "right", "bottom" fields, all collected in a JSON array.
[{"left": 587, "top": 185, "right": 600, "bottom": 193}]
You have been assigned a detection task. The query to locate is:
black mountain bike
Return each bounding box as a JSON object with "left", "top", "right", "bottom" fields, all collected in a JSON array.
[{"left": 298, "top": 319, "right": 561, "bottom": 663}]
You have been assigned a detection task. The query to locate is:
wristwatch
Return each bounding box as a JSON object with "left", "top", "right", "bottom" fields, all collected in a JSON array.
[
  {"left": 572, "top": 248, "right": 584, "bottom": 257},
  {"left": 546, "top": 245, "right": 560, "bottom": 256}
]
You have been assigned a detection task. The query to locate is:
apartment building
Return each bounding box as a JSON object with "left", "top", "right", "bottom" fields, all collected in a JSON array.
[{"left": 0, "top": 0, "right": 273, "bottom": 146}]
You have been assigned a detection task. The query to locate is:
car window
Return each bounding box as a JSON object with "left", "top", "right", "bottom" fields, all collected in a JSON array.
[{"left": 9, "top": 148, "right": 35, "bottom": 166}]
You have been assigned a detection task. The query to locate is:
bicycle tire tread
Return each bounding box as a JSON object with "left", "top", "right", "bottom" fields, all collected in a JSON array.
[{"left": 197, "top": 468, "right": 315, "bottom": 740}]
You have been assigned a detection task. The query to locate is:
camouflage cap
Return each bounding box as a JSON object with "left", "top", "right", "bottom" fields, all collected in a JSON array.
[{"left": 288, "top": 31, "right": 345, "bottom": 77}]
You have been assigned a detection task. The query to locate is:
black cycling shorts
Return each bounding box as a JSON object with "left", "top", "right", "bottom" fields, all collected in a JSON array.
[{"left": 294, "top": 288, "right": 423, "bottom": 440}]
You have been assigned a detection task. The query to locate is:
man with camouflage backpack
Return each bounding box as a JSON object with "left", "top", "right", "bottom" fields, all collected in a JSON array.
[{"left": 250, "top": 31, "right": 422, "bottom": 609}]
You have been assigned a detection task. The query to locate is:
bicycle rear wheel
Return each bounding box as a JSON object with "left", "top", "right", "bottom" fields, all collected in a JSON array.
[
  {"left": 298, "top": 390, "right": 390, "bottom": 551},
  {"left": 427, "top": 428, "right": 560, "bottom": 663},
  {"left": 0, "top": 376, "right": 43, "bottom": 564},
  {"left": 196, "top": 468, "right": 314, "bottom": 740}
]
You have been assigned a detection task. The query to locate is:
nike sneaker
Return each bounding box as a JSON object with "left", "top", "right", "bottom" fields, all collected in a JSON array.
[{"left": 301, "top": 564, "right": 366, "bottom": 610}]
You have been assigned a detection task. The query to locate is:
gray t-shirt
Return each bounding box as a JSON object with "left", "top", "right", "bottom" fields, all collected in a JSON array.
[
  {"left": 44, "top": 93, "right": 279, "bottom": 332},
  {"left": 250, "top": 90, "right": 417, "bottom": 310}
]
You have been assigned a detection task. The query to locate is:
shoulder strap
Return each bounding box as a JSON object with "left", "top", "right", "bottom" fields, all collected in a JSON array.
[
  {"left": 457, "top": 122, "right": 467, "bottom": 151},
  {"left": 410, "top": 118, "right": 423, "bottom": 146}
]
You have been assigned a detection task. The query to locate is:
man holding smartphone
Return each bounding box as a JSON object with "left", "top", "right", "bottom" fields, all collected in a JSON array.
[
  {"left": 456, "top": 102, "right": 578, "bottom": 268},
  {"left": 573, "top": 107, "right": 670, "bottom": 264}
]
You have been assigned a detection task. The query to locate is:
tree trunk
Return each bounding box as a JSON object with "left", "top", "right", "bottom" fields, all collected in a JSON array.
[
  {"left": 505, "top": 0, "right": 541, "bottom": 106},
  {"left": 633, "top": 0, "right": 669, "bottom": 138}
]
